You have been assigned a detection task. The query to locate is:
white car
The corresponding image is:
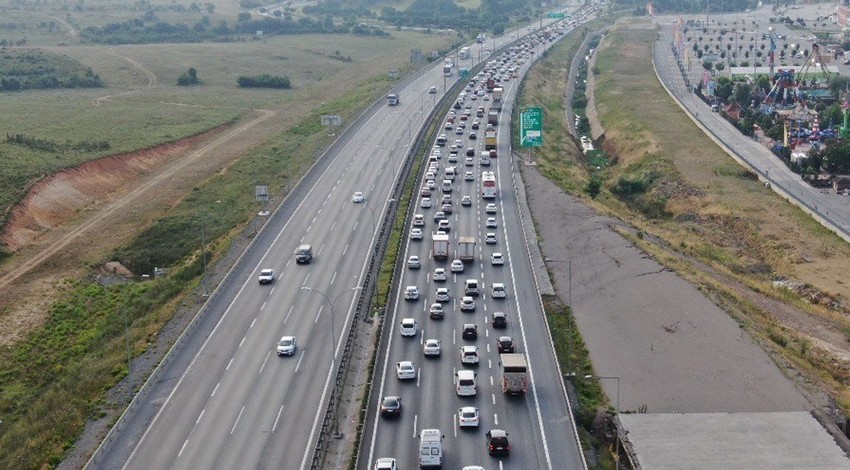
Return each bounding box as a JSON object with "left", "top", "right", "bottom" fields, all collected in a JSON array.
[
  {"left": 485, "top": 203, "right": 497, "bottom": 214},
  {"left": 461, "top": 195, "right": 472, "bottom": 206},
  {"left": 485, "top": 232, "right": 497, "bottom": 244},
  {"left": 396, "top": 361, "right": 416, "bottom": 380},
  {"left": 413, "top": 214, "right": 425, "bottom": 226},
  {"left": 491, "top": 252, "right": 504, "bottom": 265},
  {"left": 410, "top": 228, "right": 423, "bottom": 240},
  {"left": 465, "top": 157, "right": 474, "bottom": 167},
  {"left": 460, "top": 296, "right": 476, "bottom": 311},
  {"left": 352, "top": 191, "right": 365, "bottom": 203},
  {"left": 438, "top": 219, "right": 451, "bottom": 232},
  {"left": 458, "top": 406, "right": 480, "bottom": 427},
  {"left": 435, "top": 287, "right": 450, "bottom": 302},
  {"left": 429, "top": 303, "right": 444, "bottom": 317},
  {"left": 276, "top": 336, "right": 297, "bottom": 356},
  {"left": 485, "top": 217, "right": 497, "bottom": 228},
  {"left": 404, "top": 285, "right": 420, "bottom": 300},
  {"left": 420, "top": 197, "right": 432, "bottom": 208},
  {"left": 451, "top": 259, "right": 465, "bottom": 273},
  {"left": 374, "top": 458, "right": 398, "bottom": 470},
  {"left": 408, "top": 255, "right": 421, "bottom": 269},
  {"left": 464, "top": 171, "right": 474, "bottom": 181},
  {"left": 423, "top": 338, "right": 441, "bottom": 356},
  {"left": 460, "top": 345, "right": 479, "bottom": 364},
  {"left": 433, "top": 267, "right": 447, "bottom": 282},
  {"left": 258, "top": 269, "right": 275, "bottom": 284},
  {"left": 491, "top": 283, "right": 506, "bottom": 299},
  {"left": 400, "top": 318, "right": 417, "bottom": 336}
]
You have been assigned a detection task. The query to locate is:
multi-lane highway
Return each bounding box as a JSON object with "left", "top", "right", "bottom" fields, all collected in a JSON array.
[
  {"left": 362, "top": 25, "right": 587, "bottom": 470},
  {"left": 90, "top": 5, "right": 596, "bottom": 469}
]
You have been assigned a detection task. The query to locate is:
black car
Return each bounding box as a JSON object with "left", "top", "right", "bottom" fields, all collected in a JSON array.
[
  {"left": 491, "top": 311, "right": 507, "bottom": 329},
  {"left": 486, "top": 429, "right": 510, "bottom": 456},
  {"left": 497, "top": 336, "right": 515, "bottom": 353},
  {"left": 380, "top": 396, "right": 401, "bottom": 417},
  {"left": 462, "top": 323, "right": 478, "bottom": 340}
]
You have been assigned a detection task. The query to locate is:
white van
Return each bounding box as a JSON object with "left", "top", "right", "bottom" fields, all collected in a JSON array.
[
  {"left": 456, "top": 370, "right": 477, "bottom": 396},
  {"left": 464, "top": 279, "right": 479, "bottom": 296},
  {"left": 419, "top": 428, "right": 444, "bottom": 468},
  {"left": 445, "top": 167, "right": 456, "bottom": 180},
  {"left": 441, "top": 179, "right": 453, "bottom": 193},
  {"left": 479, "top": 152, "right": 491, "bottom": 166}
]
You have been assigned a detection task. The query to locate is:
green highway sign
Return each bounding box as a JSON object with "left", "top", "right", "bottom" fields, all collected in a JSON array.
[
  {"left": 520, "top": 107, "right": 543, "bottom": 147},
  {"left": 547, "top": 12, "right": 565, "bottom": 19},
  {"left": 460, "top": 69, "right": 470, "bottom": 80}
]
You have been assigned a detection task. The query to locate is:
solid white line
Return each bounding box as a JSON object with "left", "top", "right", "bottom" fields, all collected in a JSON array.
[
  {"left": 195, "top": 409, "right": 205, "bottom": 425},
  {"left": 211, "top": 382, "right": 220, "bottom": 397},
  {"left": 178, "top": 439, "right": 188, "bottom": 457},
  {"left": 272, "top": 405, "right": 284, "bottom": 432},
  {"left": 230, "top": 405, "right": 245, "bottom": 434},
  {"left": 258, "top": 351, "right": 271, "bottom": 374},
  {"left": 225, "top": 358, "right": 234, "bottom": 371}
]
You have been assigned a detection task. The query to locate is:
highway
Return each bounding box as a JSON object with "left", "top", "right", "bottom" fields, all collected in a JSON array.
[
  {"left": 90, "top": 5, "right": 595, "bottom": 469},
  {"left": 362, "top": 21, "right": 587, "bottom": 470}
]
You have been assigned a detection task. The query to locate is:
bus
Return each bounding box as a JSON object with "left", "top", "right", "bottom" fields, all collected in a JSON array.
[{"left": 481, "top": 171, "right": 497, "bottom": 199}]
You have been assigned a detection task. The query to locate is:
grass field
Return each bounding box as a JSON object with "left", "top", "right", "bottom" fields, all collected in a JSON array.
[{"left": 517, "top": 18, "right": 850, "bottom": 414}]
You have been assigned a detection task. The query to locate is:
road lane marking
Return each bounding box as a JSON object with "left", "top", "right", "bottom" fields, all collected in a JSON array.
[
  {"left": 491, "top": 393, "right": 496, "bottom": 405},
  {"left": 211, "top": 382, "right": 220, "bottom": 397},
  {"left": 259, "top": 351, "right": 271, "bottom": 374},
  {"left": 260, "top": 301, "right": 267, "bottom": 311},
  {"left": 295, "top": 350, "right": 305, "bottom": 372},
  {"left": 284, "top": 305, "right": 294, "bottom": 324},
  {"left": 413, "top": 414, "right": 418, "bottom": 438},
  {"left": 353, "top": 220, "right": 358, "bottom": 231},
  {"left": 250, "top": 318, "right": 256, "bottom": 328},
  {"left": 494, "top": 413, "right": 498, "bottom": 425},
  {"left": 272, "top": 405, "right": 284, "bottom": 432},
  {"left": 417, "top": 368, "right": 421, "bottom": 387},
  {"left": 178, "top": 439, "right": 188, "bottom": 457},
  {"left": 330, "top": 220, "right": 336, "bottom": 232},
  {"left": 230, "top": 405, "right": 245, "bottom": 434},
  {"left": 453, "top": 414, "right": 458, "bottom": 437},
  {"left": 343, "top": 243, "right": 349, "bottom": 256},
  {"left": 330, "top": 271, "right": 337, "bottom": 286},
  {"left": 314, "top": 304, "right": 325, "bottom": 323},
  {"left": 303, "top": 272, "right": 311, "bottom": 285},
  {"left": 195, "top": 409, "right": 205, "bottom": 424},
  {"left": 239, "top": 336, "right": 246, "bottom": 348},
  {"left": 226, "top": 358, "right": 234, "bottom": 371}
]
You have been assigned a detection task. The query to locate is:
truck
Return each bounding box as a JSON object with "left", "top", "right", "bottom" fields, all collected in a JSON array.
[
  {"left": 419, "top": 428, "right": 443, "bottom": 468},
  {"left": 484, "top": 130, "right": 497, "bottom": 150},
  {"left": 459, "top": 46, "right": 471, "bottom": 60},
  {"left": 457, "top": 236, "right": 476, "bottom": 263},
  {"left": 387, "top": 93, "right": 399, "bottom": 106},
  {"left": 487, "top": 109, "right": 499, "bottom": 126},
  {"left": 432, "top": 233, "right": 450, "bottom": 260},
  {"left": 500, "top": 353, "right": 528, "bottom": 395},
  {"left": 443, "top": 63, "right": 452, "bottom": 77},
  {"left": 486, "top": 78, "right": 496, "bottom": 91},
  {"left": 492, "top": 86, "right": 503, "bottom": 104}
]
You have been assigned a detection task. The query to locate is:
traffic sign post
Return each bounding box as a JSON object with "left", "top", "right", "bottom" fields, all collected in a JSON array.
[{"left": 520, "top": 107, "right": 543, "bottom": 164}]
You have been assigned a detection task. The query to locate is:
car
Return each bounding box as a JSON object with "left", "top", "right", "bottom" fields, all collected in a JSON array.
[
  {"left": 429, "top": 303, "right": 444, "bottom": 318},
  {"left": 497, "top": 335, "right": 515, "bottom": 353},
  {"left": 380, "top": 396, "right": 402, "bottom": 417},
  {"left": 485, "top": 203, "right": 497, "bottom": 214},
  {"left": 404, "top": 286, "right": 420, "bottom": 300},
  {"left": 460, "top": 345, "right": 479, "bottom": 364},
  {"left": 465, "top": 157, "right": 474, "bottom": 167},
  {"left": 258, "top": 269, "right": 275, "bottom": 284},
  {"left": 440, "top": 193, "right": 453, "bottom": 204},
  {"left": 448, "top": 154, "right": 458, "bottom": 163},
  {"left": 458, "top": 406, "right": 480, "bottom": 427},
  {"left": 486, "top": 217, "right": 497, "bottom": 228},
  {"left": 485, "top": 232, "right": 497, "bottom": 244},
  {"left": 441, "top": 203, "right": 453, "bottom": 214},
  {"left": 438, "top": 219, "right": 451, "bottom": 232},
  {"left": 352, "top": 191, "right": 365, "bottom": 203},
  {"left": 451, "top": 259, "right": 465, "bottom": 273},
  {"left": 423, "top": 338, "right": 441, "bottom": 356},
  {"left": 469, "top": 132, "right": 477, "bottom": 140},
  {"left": 462, "top": 467, "right": 485, "bottom": 470},
  {"left": 396, "top": 360, "right": 416, "bottom": 380},
  {"left": 483, "top": 94, "right": 490, "bottom": 101},
  {"left": 466, "top": 147, "right": 476, "bottom": 157},
  {"left": 491, "top": 311, "right": 507, "bottom": 329},
  {"left": 491, "top": 252, "right": 504, "bottom": 265},
  {"left": 400, "top": 318, "right": 417, "bottom": 336},
  {"left": 433, "top": 211, "right": 446, "bottom": 222},
  {"left": 420, "top": 187, "right": 432, "bottom": 197},
  {"left": 491, "top": 283, "right": 506, "bottom": 299},
  {"left": 464, "top": 171, "right": 475, "bottom": 182},
  {"left": 374, "top": 458, "right": 398, "bottom": 470},
  {"left": 429, "top": 85, "right": 437, "bottom": 94},
  {"left": 413, "top": 214, "right": 425, "bottom": 226},
  {"left": 435, "top": 287, "right": 450, "bottom": 302},
  {"left": 455, "top": 127, "right": 464, "bottom": 135},
  {"left": 276, "top": 336, "right": 297, "bottom": 356},
  {"left": 425, "top": 179, "right": 436, "bottom": 189},
  {"left": 461, "top": 195, "right": 472, "bottom": 206},
  {"left": 486, "top": 429, "right": 510, "bottom": 456},
  {"left": 471, "top": 120, "right": 480, "bottom": 129},
  {"left": 420, "top": 197, "right": 432, "bottom": 209},
  {"left": 461, "top": 323, "right": 478, "bottom": 339},
  {"left": 460, "top": 296, "right": 476, "bottom": 312},
  {"left": 433, "top": 267, "right": 447, "bottom": 282},
  {"left": 408, "top": 255, "right": 421, "bottom": 269},
  {"left": 410, "top": 228, "right": 423, "bottom": 240}
]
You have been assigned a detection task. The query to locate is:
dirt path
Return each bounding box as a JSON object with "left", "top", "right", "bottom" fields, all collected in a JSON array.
[{"left": 93, "top": 51, "right": 157, "bottom": 106}]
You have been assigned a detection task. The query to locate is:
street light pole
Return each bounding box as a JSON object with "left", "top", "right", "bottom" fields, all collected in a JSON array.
[{"left": 584, "top": 375, "right": 621, "bottom": 469}]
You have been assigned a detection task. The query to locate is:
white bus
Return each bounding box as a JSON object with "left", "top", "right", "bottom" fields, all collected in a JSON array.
[{"left": 481, "top": 171, "right": 497, "bottom": 199}]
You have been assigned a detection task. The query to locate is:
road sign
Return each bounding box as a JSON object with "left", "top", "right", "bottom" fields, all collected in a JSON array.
[
  {"left": 460, "top": 69, "right": 470, "bottom": 80},
  {"left": 547, "top": 12, "right": 565, "bottom": 19},
  {"left": 520, "top": 108, "right": 543, "bottom": 147}
]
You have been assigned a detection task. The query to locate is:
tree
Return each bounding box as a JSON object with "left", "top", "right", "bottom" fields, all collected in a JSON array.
[
  {"left": 733, "top": 82, "right": 752, "bottom": 105},
  {"left": 815, "top": 139, "right": 850, "bottom": 173},
  {"left": 177, "top": 67, "right": 199, "bottom": 86},
  {"left": 715, "top": 76, "right": 734, "bottom": 102}
]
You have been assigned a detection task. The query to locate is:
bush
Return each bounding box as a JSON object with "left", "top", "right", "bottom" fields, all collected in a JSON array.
[{"left": 237, "top": 74, "right": 291, "bottom": 89}]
